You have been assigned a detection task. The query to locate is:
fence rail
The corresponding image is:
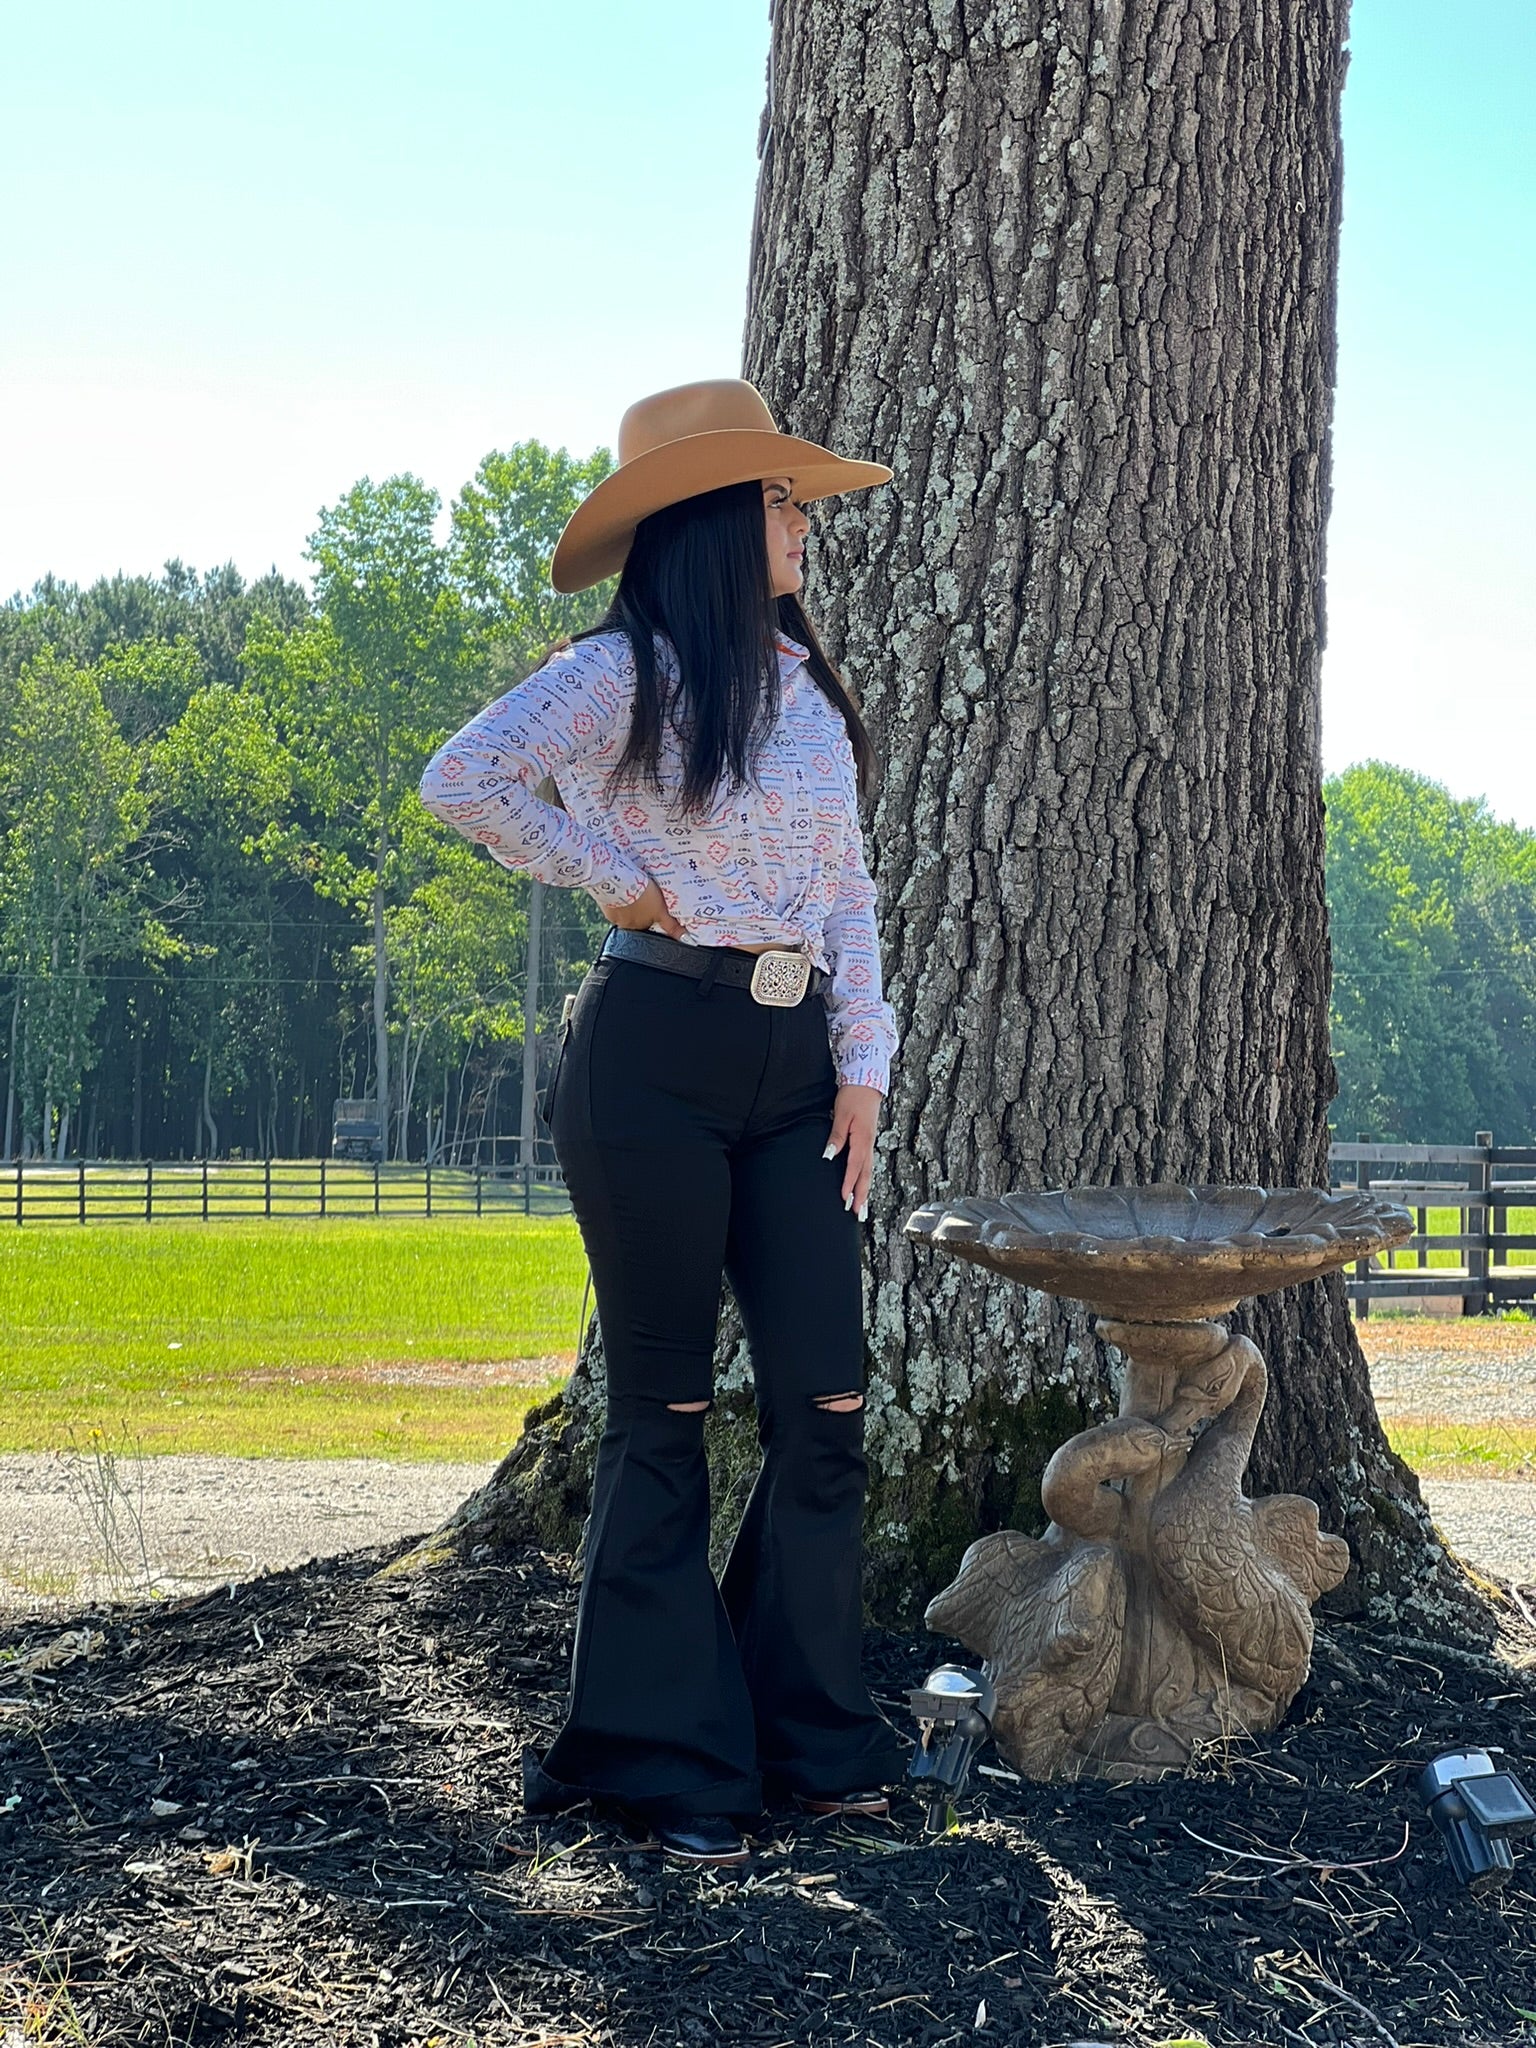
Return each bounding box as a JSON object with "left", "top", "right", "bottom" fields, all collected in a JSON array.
[
  {"left": 2, "top": 1157, "right": 569, "bottom": 1225},
  {"left": 1328, "top": 1131, "right": 1536, "bottom": 1315},
  {"left": 13, "top": 1143, "right": 1534, "bottom": 1289}
]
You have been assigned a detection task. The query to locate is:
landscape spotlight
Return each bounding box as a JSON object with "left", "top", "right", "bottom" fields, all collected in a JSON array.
[
  {"left": 1416, "top": 1747, "right": 1536, "bottom": 1893},
  {"left": 907, "top": 1664, "right": 995, "bottom": 1834}
]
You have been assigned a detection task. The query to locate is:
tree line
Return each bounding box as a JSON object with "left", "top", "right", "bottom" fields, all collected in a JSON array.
[
  {"left": 2, "top": 482, "right": 1531, "bottom": 1162},
  {"left": 1325, "top": 761, "right": 1536, "bottom": 1145},
  {"left": 0, "top": 446, "right": 614, "bottom": 1163}
]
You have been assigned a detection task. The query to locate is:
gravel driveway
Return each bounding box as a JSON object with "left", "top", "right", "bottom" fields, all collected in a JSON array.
[
  {"left": 2, "top": 1318, "right": 1533, "bottom": 1612},
  {"left": 0, "top": 1453, "right": 497, "bottom": 1613},
  {"left": 1354, "top": 1314, "right": 1536, "bottom": 1583}
]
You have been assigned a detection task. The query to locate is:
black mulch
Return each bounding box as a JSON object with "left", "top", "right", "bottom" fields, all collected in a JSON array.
[{"left": 3, "top": 1545, "right": 1535, "bottom": 2048}]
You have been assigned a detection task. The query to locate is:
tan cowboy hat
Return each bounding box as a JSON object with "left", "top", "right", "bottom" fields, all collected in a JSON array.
[{"left": 549, "top": 378, "right": 892, "bottom": 594}]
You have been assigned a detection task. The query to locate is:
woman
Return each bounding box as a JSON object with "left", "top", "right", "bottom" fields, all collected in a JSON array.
[{"left": 420, "top": 379, "right": 905, "bottom": 1866}]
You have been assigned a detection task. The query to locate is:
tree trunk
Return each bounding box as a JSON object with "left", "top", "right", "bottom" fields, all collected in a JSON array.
[
  {"left": 398, "top": 983, "right": 418, "bottom": 1160},
  {"left": 291, "top": 1061, "right": 306, "bottom": 1159},
  {"left": 520, "top": 879, "right": 543, "bottom": 1169},
  {"left": 374, "top": 828, "right": 392, "bottom": 1163},
  {"left": 444, "top": 0, "right": 1478, "bottom": 1639},
  {"left": 4, "top": 977, "right": 21, "bottom": 1161},
  {"left": 60, "top": 920, "right": 89, "bottom": 1163},
  {"left": 201, "top": 1040, "right": 219, "bottom": 1160},
  {"left": 131, "top": 1021, "right": 143, "bottom": 1160}
]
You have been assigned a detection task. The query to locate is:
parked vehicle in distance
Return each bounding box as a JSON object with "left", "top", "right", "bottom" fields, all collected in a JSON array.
[{"left": 332, "top": 1098, "right": 384, "bottom": 1162}]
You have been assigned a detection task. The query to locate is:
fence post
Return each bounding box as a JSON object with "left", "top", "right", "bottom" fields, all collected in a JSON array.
[
  {"left": 14, "top": 1160, "right": 22, "bottom": 1228},
  {"left": 520, "top": 877, "right": 543, "bottom": 1174},
  {"left": 425, "top": 1158, "right": 432, "bottom": 1218},
  {"left": 475, "top": 1164, "right": 483, "bottom": 1217},
  {"left": 1353, "top": 1131, "right": 1371, "bottom": 1319},
  {"left": 201, "top": 1157, "right": 209, "bottom": 1222},
  {"left": 374, "top": 1157, "right": 381, "bottom": 1217},
  {"left": 264, "top": 1155, "right": 272, "bottom": 1219},
  {"left": 1468, "top": 1130, "right": 1493, "bottom": 1316},
  {"left": 319, "top": 1156, "right": 328, "bottom": 1219},
  {"left": 145, "top": 1158, "right": 153, "bottom": 1223},
  {"left": 523, "top": 1161, "right": 531, "bottom": 1216},
  {"left": 78, "top": 1157, "right": 86, "bottom": 1225}
]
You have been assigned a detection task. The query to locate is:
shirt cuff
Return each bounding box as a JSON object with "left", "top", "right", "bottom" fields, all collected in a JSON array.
[{"left": 834, "top": 1050, "right": 890, "bottom": 1095}]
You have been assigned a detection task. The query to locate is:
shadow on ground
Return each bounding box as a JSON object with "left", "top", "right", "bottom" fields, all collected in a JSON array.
[{"left": 2, "top": 1541, "right": 1533, "bottom": 2046}]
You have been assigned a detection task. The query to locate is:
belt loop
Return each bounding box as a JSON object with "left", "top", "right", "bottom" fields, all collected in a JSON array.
[{"left": 696, "top": 949, "right": 723, "bottom": 999}]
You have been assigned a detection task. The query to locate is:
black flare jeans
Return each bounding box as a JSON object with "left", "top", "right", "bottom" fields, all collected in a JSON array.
[{"left": 521, "top": 943, "right": 903, "bottom": 1823}]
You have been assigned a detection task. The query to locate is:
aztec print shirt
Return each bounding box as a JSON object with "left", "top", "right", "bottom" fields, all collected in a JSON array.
[{"left": 419, "top": 629, "right": 899, "bottom": 1093}]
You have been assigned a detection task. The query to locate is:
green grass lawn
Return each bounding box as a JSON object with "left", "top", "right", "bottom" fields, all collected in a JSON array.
[
  {"left": 1384, "top": 1419, "right": 1536, "bottom": 1479},
  {"left": 0, "top": 1217, "right": 586, "bottom": 1460}
]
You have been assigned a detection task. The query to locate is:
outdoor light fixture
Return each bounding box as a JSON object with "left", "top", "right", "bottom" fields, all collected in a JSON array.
[
  {"left": 907, "top": 1664, "right": 996, "bottom": 1833},
  {"left": 1416, "top": 1748, "right": 1536, "bottom": 1893}
]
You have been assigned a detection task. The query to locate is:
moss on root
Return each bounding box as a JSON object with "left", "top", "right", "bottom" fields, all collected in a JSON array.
[
  {"left": 442, "top": 1391, "right": 595, "bottom": 1559},
  {"left": 861, "top": 1380, "right": 1088, "bottom": 1628}
]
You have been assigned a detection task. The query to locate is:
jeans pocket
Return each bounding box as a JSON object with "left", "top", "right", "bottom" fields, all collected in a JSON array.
[
  {"left": 540, "top": 962, "right": 612, "bottom": 1129},
  {"left": 536, "top": 1042, "right": 567, "bottom": 1129}
]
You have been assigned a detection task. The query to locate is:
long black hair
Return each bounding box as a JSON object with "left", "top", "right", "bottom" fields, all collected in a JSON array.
[{"left": 568, "top": 479, "right": 876, "bottom": 815}]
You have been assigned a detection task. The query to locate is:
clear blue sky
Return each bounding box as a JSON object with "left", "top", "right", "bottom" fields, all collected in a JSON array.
[{"left": 2, "top": 1, "right": 1532, "bottom": 823}]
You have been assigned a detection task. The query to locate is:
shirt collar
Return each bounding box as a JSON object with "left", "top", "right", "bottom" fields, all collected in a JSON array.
[{"left": 775, "top": 633, "right": 810, "bottom": 678}]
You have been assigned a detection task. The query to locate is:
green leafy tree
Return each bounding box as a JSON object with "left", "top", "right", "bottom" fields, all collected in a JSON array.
[
  {"left": 149, "top": 683, "right": 297, "bottom": 1156},
  {"left": 387, "top": 827, "right": 528, "bottom": 1160},
  {"left": 0, "top": 451, "right": 617, "bottom": 1162},
  {"left": 450, "top": 442, "right": 615, "bottom": 684},
  {"left": 248, "top": 476, "right": 466, "bottom": 1157},
  {"left": 1326, "top": 762, "right": 1536, "bottom": 1141},
  {"left": 0, "top": 563, "right": 308, "bottom": 699},
  {"left": 0, "top": 653, "right": 149, "bottom": 1157}
]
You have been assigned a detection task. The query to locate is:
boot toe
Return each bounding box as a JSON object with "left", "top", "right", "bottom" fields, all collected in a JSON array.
[{"left": 657, "top": 1816, "right": 751, "bottom": 1866}]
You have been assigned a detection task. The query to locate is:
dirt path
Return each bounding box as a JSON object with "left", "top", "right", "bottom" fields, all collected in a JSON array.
[
  {"left": 1355, "top": 1315, "right": 1536, "bottom": 1580},
  {"left": 2, "top": 1318, "right": 1533, "bottom": 1610},
  {"left": 1361, "top": 1313, "right": 1536, "bottom": 1423},
  {"left": 0, "top": 1453, "right": 496, "bottom": 1613}
]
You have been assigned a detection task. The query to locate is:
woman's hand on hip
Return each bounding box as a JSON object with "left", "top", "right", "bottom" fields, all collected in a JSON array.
[
  {"left": 604, "top": 878, "right": 684, "bottom": 938},
  {"left": 825, "top": 1083, "right": 882, "bottom": 1220}
]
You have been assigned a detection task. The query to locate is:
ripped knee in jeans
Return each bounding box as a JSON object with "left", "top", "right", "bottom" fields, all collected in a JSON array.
[{"left": 810, "top": 1391, "right": 864, "bottom": 1414}]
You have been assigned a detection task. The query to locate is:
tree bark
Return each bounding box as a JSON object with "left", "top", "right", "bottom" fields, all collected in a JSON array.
[
  {"left": 201, "top": 1040, "right": 218, "bottom": 1160},
  {"left": 444, "top": 0, "right": 1480, "bottom": 1639},
  {"left": 373, "top": 834, "right": 392, "bottom": 1163},
  {"left": 4, "top": 978, "right": 21, "bottom": 1161}
]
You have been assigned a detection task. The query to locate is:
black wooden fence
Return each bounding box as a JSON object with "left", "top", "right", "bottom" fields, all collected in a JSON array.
[
  {"left": 11, "top": 1144, "right": 1535, "bottom": 1305},
  {"left": 2, "top": 1156, "right": 569, "bottom": 1225},
  {"left": 1328, "top": 1132, "right": 1536, "bottom": 1315}
]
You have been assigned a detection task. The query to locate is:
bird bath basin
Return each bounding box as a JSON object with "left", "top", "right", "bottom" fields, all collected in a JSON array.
[{"left": 906, "top": 1184, "right": 1413, "bottom": 1780}]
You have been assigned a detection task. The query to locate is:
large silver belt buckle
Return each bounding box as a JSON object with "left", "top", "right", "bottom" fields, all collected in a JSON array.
[{"left": 749, "top": 949, "right": 812, "bottom": 1007}]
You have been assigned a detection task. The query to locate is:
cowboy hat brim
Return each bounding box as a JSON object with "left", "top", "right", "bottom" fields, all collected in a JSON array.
[{"left": 549, "top": 429, "right": 892, "bottom": 594}]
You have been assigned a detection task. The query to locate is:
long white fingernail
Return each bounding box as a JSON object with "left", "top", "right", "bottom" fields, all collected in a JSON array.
[
  {"left": 822, "top": 1142, "right": 837, "bottom": 1160},
  {"left": 857, "top": 1203, "right": 868, "bottom": 1223},
  {"left": 844, "top": 1193, "right": 853, "bottom": 1211}
]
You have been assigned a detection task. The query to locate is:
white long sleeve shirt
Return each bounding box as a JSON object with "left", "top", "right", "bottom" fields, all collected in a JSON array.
[{"left": 419, "top": 629, "right": 899, "bottom": 1092}]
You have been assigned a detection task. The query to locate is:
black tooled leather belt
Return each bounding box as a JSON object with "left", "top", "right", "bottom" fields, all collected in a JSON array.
[{"left": 601, "top": 928, "right": 827, "bottom": 1006}]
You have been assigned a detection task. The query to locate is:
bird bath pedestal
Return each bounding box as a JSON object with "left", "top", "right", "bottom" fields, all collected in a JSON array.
[{"left": 905, "top": 1186, "right": 1413, "bottom": 1781}]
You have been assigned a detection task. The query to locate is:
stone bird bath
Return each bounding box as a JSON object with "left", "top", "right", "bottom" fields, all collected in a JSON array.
[{"left": 905, "top": 1185, "right": 1414, "bottom": 1781}]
